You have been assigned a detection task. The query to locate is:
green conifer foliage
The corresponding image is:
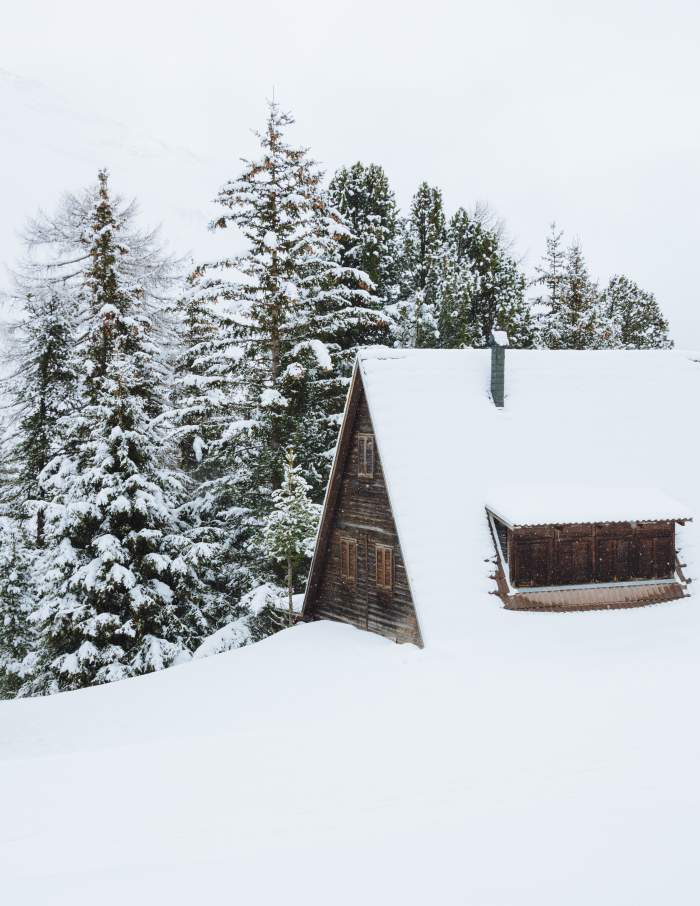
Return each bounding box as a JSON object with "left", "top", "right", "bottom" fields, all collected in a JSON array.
[
  {"left": 541, "top": 239, "right": 603, "bottom": 349},
  {"left": 193, "top": 101, "right": 379, "bottom": 509},
  {"left": 11, "top": 288, "right": 78, "bottom": 547},
  {"left": 328, "top": 161, "right": 401, "bottom": 315},
  {"left": 260, "top": 448, "right": 320, "bottom": 627},
  {"left": 533, "top": 222, "right": 567, "bottom": 335},
  {"left": 396, "top": 183, "right": 446, "bottom": 347},
  {"left": 0, "top": 520, "right": 34, "bottom": 697},
  {"left": 603, "top": 274, "right": 673, "bottom": 349},
  {"left": 437, "top": 208, "right": 535, "bottom": 348}
]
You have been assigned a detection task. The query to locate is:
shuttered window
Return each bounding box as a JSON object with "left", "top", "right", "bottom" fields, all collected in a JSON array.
[
  {"left": 376, "top": 544, "right": 393, "bottom": 590},
  {"left": 358, "top": 434, "right": 374, "bottom": 478},
  {"left": 511, "top": 522, "right": 676, "bottom": 588},
  {"left": 340, "top": 537, "right": 357, "bottom": 585}
]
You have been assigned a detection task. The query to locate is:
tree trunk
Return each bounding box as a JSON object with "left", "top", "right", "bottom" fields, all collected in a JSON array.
[{"left": 287, "top": 557, "right": 294, "bottom": 628}]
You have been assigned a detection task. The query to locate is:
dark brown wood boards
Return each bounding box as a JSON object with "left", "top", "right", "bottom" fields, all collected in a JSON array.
[
  {"left": 509, "top": 521, "right": 676, "bottom": 588},
  {"left": 302, "top": 372, "right": 422, "bottom": 646}
]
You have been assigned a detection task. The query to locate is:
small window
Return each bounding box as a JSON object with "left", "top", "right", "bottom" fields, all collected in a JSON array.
[
  {"left": 340, "top": 537, "right": 357, "bottom": 585},
  {"left": 376, "top": 544, "right": 393, "bottom": 590},
  {"left": 358, "top": 434, "right": 374, "bottom": 479}
]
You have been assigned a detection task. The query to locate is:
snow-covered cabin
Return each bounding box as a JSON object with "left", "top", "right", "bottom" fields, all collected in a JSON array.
[{"left": 302, "top": 340, "right": 696, "bottom": 647}]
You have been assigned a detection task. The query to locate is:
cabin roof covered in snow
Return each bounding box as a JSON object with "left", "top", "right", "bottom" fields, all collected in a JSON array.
[
  {"left": 356, "top": 347, "right": 700, "bottom": 646},
  {"left": 486, "top": 485, "right": 691, "bottom": 528}
]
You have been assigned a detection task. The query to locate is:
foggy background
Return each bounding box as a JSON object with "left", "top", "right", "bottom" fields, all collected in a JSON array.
[{"left": 2, "top": 0, "right": 698, "bottom": 343}]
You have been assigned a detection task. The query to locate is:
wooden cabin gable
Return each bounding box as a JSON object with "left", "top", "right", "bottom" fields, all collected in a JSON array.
[{"left": 303, "top": 373, "right": 422, "bottom": 646}]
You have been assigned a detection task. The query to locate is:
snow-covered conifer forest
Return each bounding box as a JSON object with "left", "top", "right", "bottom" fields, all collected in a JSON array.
[
  {"left": 0, "top": 101, "right": 674, "bottom": 697},
  {"left": 3, "top": 1, "right": 700, "bottom": 901}
]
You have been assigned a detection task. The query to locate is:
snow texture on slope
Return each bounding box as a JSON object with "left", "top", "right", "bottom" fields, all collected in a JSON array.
[{"left": 4, "top": 610, "right": 700, "bottom": 905}]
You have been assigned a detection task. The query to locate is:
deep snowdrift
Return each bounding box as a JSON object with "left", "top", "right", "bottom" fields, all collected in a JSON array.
[{"left": 3, "top": 596, "right": 700, "bottom": 904}]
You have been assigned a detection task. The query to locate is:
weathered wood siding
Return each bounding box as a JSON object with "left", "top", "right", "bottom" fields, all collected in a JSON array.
[
  {"left": 305, "top": 385, "right": 421, "bottom": 646},
  {"left": 510, "top": 521, "right": 676, "bottom": 588}
]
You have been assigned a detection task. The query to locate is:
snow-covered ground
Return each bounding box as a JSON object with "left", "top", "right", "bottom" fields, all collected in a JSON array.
[{"left": 3, "top": 594, "right": 700, "bottom": 904}]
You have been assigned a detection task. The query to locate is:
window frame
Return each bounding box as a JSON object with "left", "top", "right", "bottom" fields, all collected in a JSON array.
[
  {"left": 376, "top": 543, "right": 393, "bottom": 591},
  {"left": 357, "top": 433, "right": 375, "bottom": 479},
  {"left": 339, "top": 536, "right": 357, "bottom": 586}
]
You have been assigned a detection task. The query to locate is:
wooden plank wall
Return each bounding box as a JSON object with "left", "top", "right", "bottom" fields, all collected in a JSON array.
[
  {"left": 305, "top": 388, "right": 421, "bottom": 646},
  {"left": 510, "top": 521, "right": 676, "bottom": 588}
]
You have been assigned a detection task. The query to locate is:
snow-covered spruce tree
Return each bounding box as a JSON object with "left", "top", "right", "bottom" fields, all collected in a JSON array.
[
  {"left": 395, "top": 182, "right": 446, "bottom": 347},
  {"left": 543, "top": 239, "right": 604, "bottom": 349},
  {"left": 193, "top": 101, "right": 380, "bottom": 514},
  {"left": 169, "top": 273, "right": 252, "bottom": 621},
  {"left": 532, "top": 222, "right": 567, "bottom": 343},
  {"left": 328, "top": 162, "right": 401, "bottom": 320},
  {"left": 437, "top": 207, "right": 535, "bottom": 348},
  {"left": 603, "top": 274, "right": 673, "bottom": 349},
  {"left": 436, "top": 210, "right": 478, "bottom": 348},
  {"left": 0, "top": 519, "right": 34, "bottom": 697},
  {"left": 5, "top": 281, "right": 79, "bottom": 545},
  {"left": 259, "top": 448, "right": 320, "bottom": 628},
  {"left": 26, "top": 170, "right": 213, "bottom": 694},
  {"left": 171, "top": 270, "right": 244, "bottom": 486}
]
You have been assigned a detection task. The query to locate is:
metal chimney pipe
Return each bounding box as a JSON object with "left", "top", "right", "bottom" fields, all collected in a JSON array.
[{"left": 490, "top": 329, "right": 509, "bottom": 408}]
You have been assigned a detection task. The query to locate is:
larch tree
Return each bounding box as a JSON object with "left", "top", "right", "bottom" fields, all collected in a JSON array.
[
  {"left": 603, "top": 274, "right": 673, "bottom": 349},
  {"left": 26, "top": 170, "right": 213, "bottom": 694}
]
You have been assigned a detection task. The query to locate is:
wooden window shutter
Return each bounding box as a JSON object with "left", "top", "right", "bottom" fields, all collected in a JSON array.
[
  {"left": 358, "top": 434, "right": 374, "bottom": 478},
  {"left": 349, "top": 540, "right": 357, "bottom": 583},
  {"left": 340, "top": 539, "right": 349, "bottom": 579},
  {"left": 366, "top": 436, "right": 374, "bottom": 477},
  {"left": 376, "top": 544, "right": 393, "bottom": 590},
  {"left": 340, "top": 537, "right": 357, "bottom": 585}
]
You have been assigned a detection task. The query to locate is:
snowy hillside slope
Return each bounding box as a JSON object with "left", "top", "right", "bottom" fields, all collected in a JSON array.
[{"left": 3, "top": 596, "right": 700, "bottom": 905}]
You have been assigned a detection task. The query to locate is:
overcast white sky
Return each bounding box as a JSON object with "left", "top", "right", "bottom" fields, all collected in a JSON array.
[{"left": 2, "top": 0, "right": 699, "bottom": 343}]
